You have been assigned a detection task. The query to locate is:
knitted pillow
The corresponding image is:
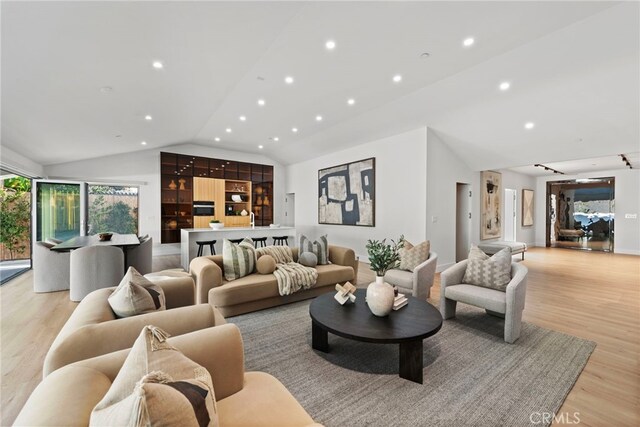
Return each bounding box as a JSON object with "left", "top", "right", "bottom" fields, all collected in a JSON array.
[
  {"left": 222, "top": 238, "right": 256, "bottom": 281},
  {"left": 108, "top": 267, "right": 166, "bottom": 318},
  {"left": 298, "top": 252, "right": 318, "bottom": 267},
  {"left": 462, "top": 245, "right": 512, "bottom": 291},
  {"left": 399, "top": 240, "right": 430, "bottom": 271},
  {"left": 299, "top": 234, "right": 329, "bottom": 265},
  {"left": 90, "top": 326, "right": 219, "bottom": 427}
]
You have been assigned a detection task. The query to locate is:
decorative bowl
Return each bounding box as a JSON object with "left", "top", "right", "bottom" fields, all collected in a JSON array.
[
  {"left": 209, "top": 223, "right": 224, "bottom": 230},
  {"left": 98, "top": 232, "right": 113, "bottom": 241}
]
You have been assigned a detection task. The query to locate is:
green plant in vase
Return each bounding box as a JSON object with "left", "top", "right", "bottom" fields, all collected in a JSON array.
[{"left": 365, "top": 235, "right": 405, "bottom": 317}]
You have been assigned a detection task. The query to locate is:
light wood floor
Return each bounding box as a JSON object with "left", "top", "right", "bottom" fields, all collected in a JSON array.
[{"left": 1, "top": 248, "right": 638, "bottom": 426}]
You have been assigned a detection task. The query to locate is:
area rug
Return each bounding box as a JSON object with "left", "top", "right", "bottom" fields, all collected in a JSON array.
[{"left": 229, "top": 300, "right": 595, "bottom": 427}]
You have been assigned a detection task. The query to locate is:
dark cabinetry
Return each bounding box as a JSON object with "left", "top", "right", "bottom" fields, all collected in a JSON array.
[{"left": 251, "top": 164, "right": 273, "bottom": 226}]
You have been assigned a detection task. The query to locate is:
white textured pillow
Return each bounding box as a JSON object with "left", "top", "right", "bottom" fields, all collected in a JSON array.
[
  {"left": 462, "top": 245, "right": 512, "bottom": 291},
  {"left": 90, "top": 326, "right": 219, "bottom": 427},
  {"left": 399, "top": 240, "right": 430, "bottom": 271},
  {"left": 108, "top": 267, "right": 166, "bottom": 318}
]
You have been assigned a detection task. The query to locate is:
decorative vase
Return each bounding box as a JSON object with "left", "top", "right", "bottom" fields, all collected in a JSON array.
[
  {"left": 366, "top": 276, "right": 395, "bottom": 317},
  {"left": 168, "top": 180, "right": 177, "bottom": 190},
  {"left": 209, "top": 222, "right": 224, "bottom": 230}
]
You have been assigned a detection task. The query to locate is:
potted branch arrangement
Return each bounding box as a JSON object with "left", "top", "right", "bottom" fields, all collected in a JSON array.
[
  {"left": 365, "top": 236, "right": 405, "bottom": 317},
  {"left": 209, "top": 219, "right": 224, "bottom": 230}
]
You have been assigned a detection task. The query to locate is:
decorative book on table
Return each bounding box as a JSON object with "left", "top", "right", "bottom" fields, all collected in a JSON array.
[{"left": 393, "top": 294, "right": 408, "bottom": 310}]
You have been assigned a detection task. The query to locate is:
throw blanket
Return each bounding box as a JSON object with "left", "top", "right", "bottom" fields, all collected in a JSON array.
[{"left": 257, "top": 246, "right": 318, "bottom": 296}]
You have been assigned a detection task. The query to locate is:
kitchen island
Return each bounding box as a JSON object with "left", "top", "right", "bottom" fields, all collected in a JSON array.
[{"left": 180, "top": 226, "right": 296, "bottom": 269}]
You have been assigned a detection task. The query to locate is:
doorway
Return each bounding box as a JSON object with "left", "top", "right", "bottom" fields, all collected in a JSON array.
[
  {"left": 455, "top": 183, "right": 472, "bottom": 262},
  {"left": 0, "top": 170, "right": 33, "bottom": 284},
  {"left": 284, "top": 193, "right": 295, "bottom": 227},
  {"left": 504, "top": 188, "right": 517, "bottom": 242}
]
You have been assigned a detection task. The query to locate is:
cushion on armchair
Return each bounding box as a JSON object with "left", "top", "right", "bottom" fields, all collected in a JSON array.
[
  {"left": 108, "top": 267, "right": 166, "bottom": 318},
  {"left": 398, "top": 240, "right": 430, "bottom": 271},
  {"left": 462, "top": 245, "right": 512, "bottom": 291}
]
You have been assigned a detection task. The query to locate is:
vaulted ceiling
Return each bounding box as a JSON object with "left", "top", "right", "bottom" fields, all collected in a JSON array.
[{"left": 2, "top": 1, "right": 638, "bottom": 171}]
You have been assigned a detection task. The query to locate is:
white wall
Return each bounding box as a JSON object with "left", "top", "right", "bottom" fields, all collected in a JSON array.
[
  {"left": 0, "top": 145, "right": 44, "bottom": 177},
  {"left": 535, "top": 169, "right": 640, "bottom": 255},
  {"left": 498, "top": 169, "right": 537, "bottom": 246},
  {"left": 286, "top": 127, "right": 428, "bottom": 260},
  {"left": 44, "top": 143, "right": 285, "bottom": 249}
]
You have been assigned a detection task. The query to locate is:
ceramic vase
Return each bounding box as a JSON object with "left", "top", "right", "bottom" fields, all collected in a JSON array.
[{"left": 366, "top": 276, "right": 395, "bottom": 317}]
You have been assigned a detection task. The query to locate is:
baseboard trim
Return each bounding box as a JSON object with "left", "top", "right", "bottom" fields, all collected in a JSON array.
[{"left": 615, "top": 249, "right": 640, "bottom": 256}]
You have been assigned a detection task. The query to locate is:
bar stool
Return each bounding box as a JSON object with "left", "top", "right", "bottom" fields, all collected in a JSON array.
[
  {"left": 253, "top": 237, "right": 268, "bottom": 248},
  {"left": 272, "top": 236, "right": 289, "bottom": 246},
  {"left": 196, "top": 240, "right": 216, "bottom": 257},
  {"left": 228, "top": 238, "right": 244, "bottom": 244}
]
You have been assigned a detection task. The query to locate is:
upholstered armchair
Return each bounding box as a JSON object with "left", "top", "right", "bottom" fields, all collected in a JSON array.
[
  {"left": 70, "top": 246, "right": 124, "bottom": 301},
  {"left": 384, "top": 252, "right": 438, "bottom": 300},
  {"left": 125, "top": 235, "right": 153, "bottom": 274},
  {"left": 33, "top": 241, "right": 71, "bottom": 293},
  {"left": 440, "top": 260, "right": 528, "bottom": 343}
]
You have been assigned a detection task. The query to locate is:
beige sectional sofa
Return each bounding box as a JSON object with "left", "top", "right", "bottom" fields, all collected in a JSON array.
[
  {"left": 16, "top": 325, "right": 321, "bottom": 427},
  {"left": 191, "top": 245, "right": 358, "bottom": 317},
  {"left": 43, "top": 274, "right": 225, "bottom": 377}
]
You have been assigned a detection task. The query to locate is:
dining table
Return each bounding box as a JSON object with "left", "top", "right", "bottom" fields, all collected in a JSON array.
[{"left": 51, "top": 234, "right": 140, "bottom": 272}]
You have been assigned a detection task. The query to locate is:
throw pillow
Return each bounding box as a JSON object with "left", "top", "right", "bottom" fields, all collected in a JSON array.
[
  {"left": 91, "top": 326, "right": 218, "bottom": 427},
  {"left": 256, "top": 255, "right": 276, "bottom": 275},
  {"left": 298, "top": 252, "right": 318, "bottom": 267},
  {"left": 223, "top": 238, "right": 256, "bottom": 281},
  {"left": 462, "top": 245, "right": 512, "bottom": 291},
  {"left": 299, "top": 234, "right": 329, "bottom": 265},
  {"left": 108, "top": 267, "right": 166, "bottom": 318},
  {"left": 398, "top": 240, "right": 431, "bottom": 271}
]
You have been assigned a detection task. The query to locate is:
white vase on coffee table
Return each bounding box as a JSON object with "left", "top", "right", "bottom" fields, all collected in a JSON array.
[{"left": 366, "top": 276, "right": 395, "bottom": 317}]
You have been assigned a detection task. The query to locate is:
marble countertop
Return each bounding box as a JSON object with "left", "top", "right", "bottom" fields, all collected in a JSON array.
[{"left": 181, "top": 226, "right": 295, "bottom": 233}]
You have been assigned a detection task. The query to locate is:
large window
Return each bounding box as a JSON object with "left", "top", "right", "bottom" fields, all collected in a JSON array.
[
  {"left": 1, "top": 172, "right": 32, "bottom": 284},
  {"left": 87, "top": 185, "right": 139, "bottom": 235},
  {"left": 36, "top": 182, "right": 81, "bottom": 242}
]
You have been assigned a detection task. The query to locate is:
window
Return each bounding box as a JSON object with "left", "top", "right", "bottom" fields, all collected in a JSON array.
[{"left": 87, "top": 185, "right": 139, "bottom": 235}]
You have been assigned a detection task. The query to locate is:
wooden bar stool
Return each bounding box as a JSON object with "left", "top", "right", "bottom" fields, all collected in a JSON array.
[
  {"left": 228, "top": 238, "right": 244, "bottom": 244},
  {"left": 253, "top": 237, "right": 268, "bottom": 248},
  {"left": 196, "top": 240, "right": 216, "bottom": 257},
  {"left": 272, "top": 236, "right": 289, "bottom": 246}
]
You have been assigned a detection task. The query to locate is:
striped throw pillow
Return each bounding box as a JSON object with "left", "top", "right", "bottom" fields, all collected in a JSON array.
[
  {"left": 462, "top": 245, "right": 512, "bottom": 291},
  {"left": 299, "top": 234, "right": 329, "bottom": 265},
  {"left": 223, "top": 238, "right": 256, "bottom": 281}
]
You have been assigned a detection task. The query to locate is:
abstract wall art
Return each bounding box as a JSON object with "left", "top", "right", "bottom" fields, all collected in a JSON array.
[
  {"left": 522, "top": 189, "right": 534, "bottom": 227},
  {"left": 480, "top": 170, "right": 502, "bottom": 240},
  {"left": 318, "top": 157, "right": 375, "bottom": 226}
]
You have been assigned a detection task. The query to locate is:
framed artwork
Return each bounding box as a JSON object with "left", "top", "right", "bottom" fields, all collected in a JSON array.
[
  {"left": 522, "top": 189, "right": 534, "bottom": 227},
  {"left": 480, "top": 170, "right": 502, "bottom": 240},
  {"left": 318, "top": 157, "right": 375, "bottom": 226}
]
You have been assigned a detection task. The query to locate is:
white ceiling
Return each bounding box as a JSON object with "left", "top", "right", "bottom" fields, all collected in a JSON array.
[
  {"left": 1, "top": 1, "right": 638, "bottom": 170},
  {"left": 509, "top": 152, "right": 640, "bottom": 176}
]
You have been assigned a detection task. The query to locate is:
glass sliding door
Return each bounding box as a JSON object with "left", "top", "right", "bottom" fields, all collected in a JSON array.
[
  {"left": 35, "top": 181, "right": 83, "bottom": 242},
  {"left": 0, "top": 170, "right": 32, "bottom": 284}
]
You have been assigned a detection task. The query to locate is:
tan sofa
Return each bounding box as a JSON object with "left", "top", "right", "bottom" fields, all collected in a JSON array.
[
  {"left": 43, "top": 274, "right": 226, "bottom": 377},
  {"left": 15, "top": 325, "right": 321, "bottom": 427},
  {"left": 191, "top": 245, "right": 358, "bottom": 317}
]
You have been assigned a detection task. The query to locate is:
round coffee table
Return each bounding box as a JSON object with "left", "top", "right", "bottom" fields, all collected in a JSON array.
[{"left": 309, "top": 289, "right": 442, "bottom": 383}]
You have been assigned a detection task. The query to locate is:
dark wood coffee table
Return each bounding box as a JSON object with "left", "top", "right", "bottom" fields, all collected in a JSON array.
[{"left": 309, "top": 289, "right": 442, "bottom": 384}]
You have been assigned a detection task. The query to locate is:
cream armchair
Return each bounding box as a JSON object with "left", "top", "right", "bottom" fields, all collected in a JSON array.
[
  {"left": 440, "top": 260, "right": 528, "bottom": 343},
  {"left": 384, "top": 252, "right": 438, "bottom": 300},
  {"left": 32, "top": 241, "right": 70, "bottom": 293},
  {"left": 43, "top": 275, "right": 225, "bottom": 377},
  {"left": 17, "top": 325, "right": 320, "bottom": 427}
]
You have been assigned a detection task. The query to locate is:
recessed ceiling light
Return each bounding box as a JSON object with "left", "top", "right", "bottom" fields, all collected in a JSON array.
[
  {"left": 420, "top": 52, "right": 431, "bottom": 59},
  {"left": 100, "top": 86, "right": 113, "bottom": 93},
  {"left": 225, "top": 128, "right": 232, "bottom": 133},
  {"left": 499, "top": 82, "right": 511, "bottom": 91},
  {"left": 152, "top": 61, "right": 164, "bottom": 69},
  {"left": 284, "top": 76, "right": 294, "bottom": 84},
  {"left": 463, "top": 37, "right": 475, "bottom": 47},
  {"left": 524, "top": 122, "right": 535, "bottom": 130},
  {"left": 392, "top": 74, "right": 402, "bottom": 83},
  {"left": 214, "top": 137, "right": 221, "bottom": 142},
  {"left": 144, "top": 115, "right": 153, "bottom": 121},
  {"left": 141, "top": 141, "right": 147, "bottom": 145},
  {"left": 291, "top": 127, "right": 298, "bottom": 133},
  {"left": 239, "top": 115, "right": 246, "bottom": 121},
  {"left": 258, "top": 145, "right": 264, "bottom": 149},
  {"left": 316, "top": 115, "right": 323, "bottom": 121},
  {"left": 257, "top": 99, "right": 266, "bottom": 106},
  {"left": 347, "top": 98, "right": 355, "bottom": 105},
  {"left": 273, "top": 137, "right": 279, "bottom": 142},
  {"left": 325, "top": 40, "right": 336, "bottom": 50}
]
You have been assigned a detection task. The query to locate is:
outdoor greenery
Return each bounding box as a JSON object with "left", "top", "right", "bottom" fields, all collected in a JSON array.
[
  {"left": 365, "top": 235, "right": 405, "bottom": 277},
  {"left": 3, "top": 176, "right": 31, "bottom": 192},
  {"left": 88, "top": 196, "right": 137, "bottom": 235},
  {"left": 210, "top": 219, "right": 220, "bottom": 223},
  {"left": 0, "top": 186, "right": 31, "bottom": 259}
]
